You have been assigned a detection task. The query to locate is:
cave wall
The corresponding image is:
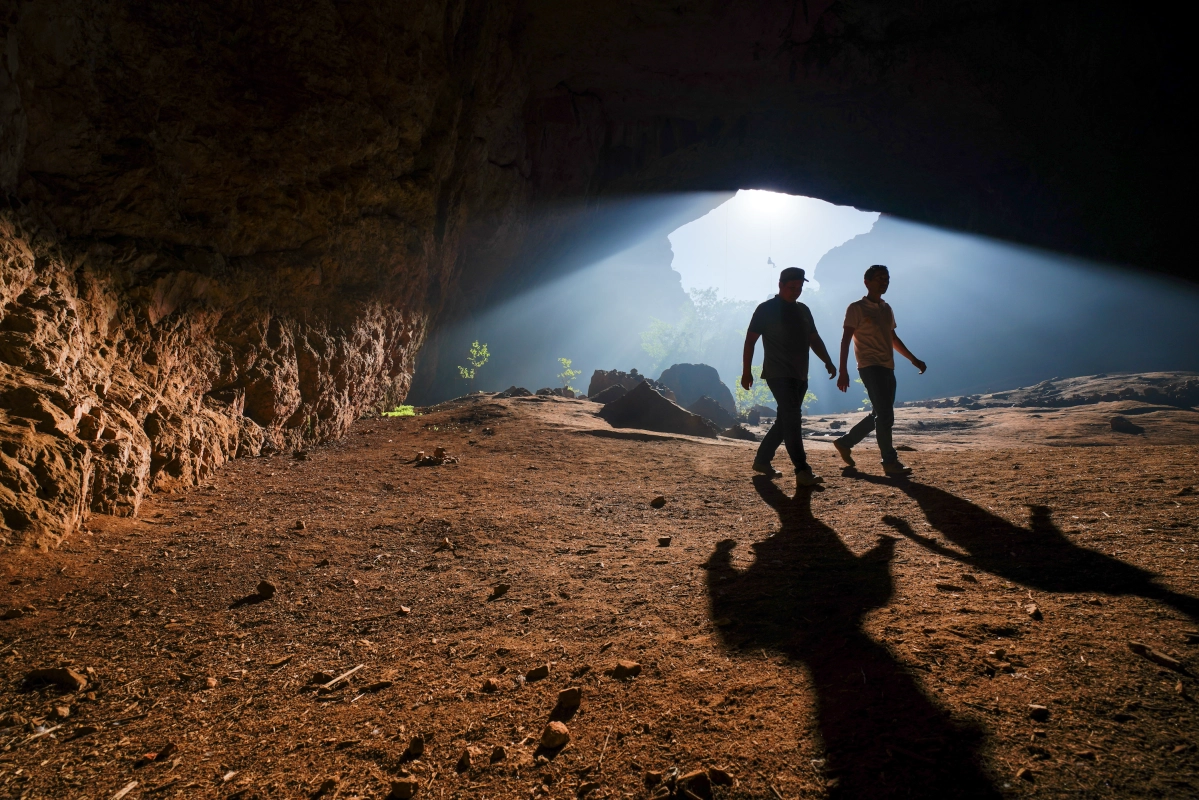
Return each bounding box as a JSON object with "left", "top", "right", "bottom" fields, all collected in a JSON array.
[{"left": 1, "top": 0, "right": 1187, "bottom": 545}]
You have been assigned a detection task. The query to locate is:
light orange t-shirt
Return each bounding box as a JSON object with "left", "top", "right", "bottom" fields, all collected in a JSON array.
[{"left": 844, "top": 297, "right": 896, "bottom": 369}]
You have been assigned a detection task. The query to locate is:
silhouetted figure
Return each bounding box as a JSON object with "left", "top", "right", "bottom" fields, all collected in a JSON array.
[
  {"left": 741, "top": 267, "right": 837, "bottom": 486},
  {"left": 835, "top": 264, "right": 927, "bottom": 476},
  {"left": 704, "top": 479, "right": 1000, "bottom": 799},
  {"left": 883, "top": 481, "right": 1199, "bottom": 620}
]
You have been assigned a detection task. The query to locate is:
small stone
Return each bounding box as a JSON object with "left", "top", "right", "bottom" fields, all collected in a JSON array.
[
  {"left": 657, "top": 536, "right": 672, "bottom": 547},
  {"left": 387, "top": 777, "right": 420, "bottom": 799},
  {"left": 404, "top": 735, "right": 425, "bottom": 758},
  {"left": 1025, "top": 603, "right": 1042, "bottom": 620},
  {"left": 206, "top": 676, "right": 219, "bottom": 689},
  {"left": 23, "top": 667, "right": 88, "bottom": 692},
  {"left": 295, "top": 520, "right": 306, "bottom": 530},
  {"left": 1177, "top": 680, "right": 1187, "bottom": 697},
  {"left": 317, "top": 558, "right": 329, "bottom": 567},
  {"left": 555, "top": 686, "right": 582, "bottom": 710},
  {"left": 308, "top": 671, "right": 334, "bottom": 685},
  {"left": 649, "top": 496, "right": 666, "bottom": 509},
  {"left": 398, "top": 605, "right": 411, "bottom": 616},
  {"left": 54, "top": 705, "right": 70, "bottom": 720},
  {"left": 1, "top": 608, "right": 23, "bottom": 620},
  {"left": 489, "top": 583, "right": 510, "bottom": 600},
  {"left": 935, "top": 582, "right": 964, "bottom": 592},
  {"left": 1075, "top": 750, "right": 1096, "bottom": 760},
  {"left": 489, "top": 744, "right": 507, "bottom": 763},
  {"left": 708, "top": 767, "right": 734, "bottom": 786},
  {"left": 455, "top": 748, "right": 473, "bottom": 773},
  {"left": 1016, "top": 767, "right": 1034, "bottom": 782},
  {"left": 644, "top": 771, "right": 663, "bottom": 787},
  {"left": 435, "top": 537, "right": 455, "bottom": 552},
  {"left": 1028, "top": 704, "right": 1050, "bottom": 722},
  {"left": 612, "top": 660, "right": 642, "bottom": 680},
  {"left": 578, "top": 782, "right": 602, "bottom": 797},
  {"left": 678, "top": 770, "right": 712, "bottom": 798},
  {"left": 525, "top": 664, "right": 550, "bottom": 682},
  {"left": 961, "top": 574, "right": 978, "bottom": 583},
  {"left": 256, "top": 580, "right": 277, "bottom": 598},
  {"left": 571, "top": 665, "right": 592, "bottom": 678},
  {"left": 481, "top": 677, "right": 501, "bottom": 693},
  {"left": 540, "top": 721, "right": 570, "bottom": 749}
]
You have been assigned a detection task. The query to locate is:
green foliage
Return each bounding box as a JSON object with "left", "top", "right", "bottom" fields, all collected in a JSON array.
[
  {"left": 457, "top": 340, "right": 490, "bottom": 389},
  {"left": 854, "top": 378, "right": 872, "bottom": 409},
  {"left": 734, "top": 366, "right": 775, "bottom": 414},
  {"left": 557, "top": 357, "right": 582, "bottom": 392},
  {"left": 640, "top": 288, "right": 756, "bottom": 382},
  {"left": 803, "top": 389, "right": 817, "bottom": 411},
  {"left": 383, "top": 405, "right": 416, "bottom": 417}
]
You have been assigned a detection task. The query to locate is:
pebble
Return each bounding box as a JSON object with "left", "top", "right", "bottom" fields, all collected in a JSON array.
[
  {"left": 404, "top": 736, "right": 425, "bottom": 758},
  {"left": 489, "top": 584, "right": 510, "bottom": 600},
  {"left": 1, "top": 608, "right": 23, "bottom": 620},
  {"left": 387, "top": 777, "right": 420, "bottom": 799},
  {"left": 555, "top": 687, "right": 582, "bottom": 710},
  {"left": 525, "top": 664, "right": 550, "bottom": 682},
  {"left": 708, "top": 767, "right": 734, "bottom": 786},
  {"left": 295, "top": 520, "right": 306, "bottom": 530},
  {"left": 540, "top": 721, "right": 570, "bottom": 749},
  {"left": 54, "top": 705, "right": 70, "bottom": 720},
  {"left": 206, "top": 676, "right": 219, "bottom": 689},
  {"left": 650, "top": 496, "right": 666, "bottom": 509},
  {"left": 23, "top": 667, "right": 88, "bottom": 692},
  {"left": 456, "top": 748, "right": 473, "bottom": 773},
  {"left": 1016, "top": 767, "right": 1034, "bottom": 782},
  {"left": 1025, "top": 603, "right": 1042, "bottom": 620},
  {"left": 1028, "top": 704, "right": 1049, "bottom": 722},
  {"left": 678, "top": 770, "right": 712, "bottom": 796},
  {"left": 481, "top": 678, "right": 501, "bottom": 693},
  {"left": 489, "top": 745, "right": 507, "bottom": 763},
  {"left": 612, "top": 660, "right": 642, "bottom": 680},
  {"left": 657, "top": 536, "right": 672, "bottom": 547}
]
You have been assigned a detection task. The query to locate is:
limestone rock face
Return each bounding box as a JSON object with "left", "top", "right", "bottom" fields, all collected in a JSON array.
[
  {"left": 659, "top": 364, "right": 736, "bottom": 416},
  {"left": 0, "top": 1, "right": 1186, "bottom": 544}
]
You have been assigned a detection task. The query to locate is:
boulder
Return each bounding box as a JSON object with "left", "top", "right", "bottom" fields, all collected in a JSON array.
[
  {"left": 589, "top": 385, "right": 628, "bottom": 405},
  {"left": 687, "top": 395, "right": 737, "bottom": 430},
  {"left": 597, "top": 383, "right": 719, "bottom": 439},
  {"left": 658, "top": 364, "right": 736, "bottom": 414},
  {"left": 496, "top": 386, "right": 532, "bottom": 397},
  {"left": 721, "top": 424, "right": 758, "bottom": 441},
  {"left": 587, "top": 369, "right": 676, "bottom": 401}
]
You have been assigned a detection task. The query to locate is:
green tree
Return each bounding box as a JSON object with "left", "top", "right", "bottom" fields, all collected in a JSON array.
[
  {"left": 557, "top": 357, "right": 582, "bottom": 392},
  {"left": 735, "top": 367, "right": 817, "bottom": 415},
  {"left": 457, "top": 340, "right": 490, "bottom": 391},
  {"left": 640, "top": 288, "right": 756, "bottom": 382},
  {"left": 854, "top": 378, "right": 871, "bottom": 409}
]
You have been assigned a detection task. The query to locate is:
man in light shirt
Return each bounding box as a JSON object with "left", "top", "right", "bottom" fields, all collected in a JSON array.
[{"left": 834, "top": 264, "right": 926, "bottom": 476}]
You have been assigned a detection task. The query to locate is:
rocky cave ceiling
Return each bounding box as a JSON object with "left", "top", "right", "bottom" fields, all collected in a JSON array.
[{"left": 0, "top": 0, "right": 1186, "bottom": 546}]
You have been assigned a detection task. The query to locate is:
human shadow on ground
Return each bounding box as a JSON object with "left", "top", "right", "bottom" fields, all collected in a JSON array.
[
  {"left": 702, "top": 477, "right": 1000, "bottom": 799},
  {"left": 849, "top": 473, "right": 1199, "bottom": 621}
]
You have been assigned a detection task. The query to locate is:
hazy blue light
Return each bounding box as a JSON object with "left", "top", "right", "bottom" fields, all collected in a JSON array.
[{"left": 667, "top": 190, "right": 879, "bottom": 301}]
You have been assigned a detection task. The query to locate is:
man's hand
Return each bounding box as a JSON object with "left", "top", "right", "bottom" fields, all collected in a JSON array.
[
  {"left": 824, "top": 361, "right": 836, "bottom": 380},
  {"left": 741, "top": 372, "right": 753, "bottom": 391},
  {"left": 837, "top": 371, "right": 850, "bottom": 393},
  {"left": 912, "top": 358, "right": 927, "bottom": 374}
]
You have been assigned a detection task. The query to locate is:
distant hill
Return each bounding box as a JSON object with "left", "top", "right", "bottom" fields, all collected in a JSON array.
[{"left": 900, "top": 372, "right": 1199, "bottom": 410}]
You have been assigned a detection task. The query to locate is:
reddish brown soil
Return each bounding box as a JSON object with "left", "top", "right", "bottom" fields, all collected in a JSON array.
[{"left": 1, "top": 395, "right": 1197, "bottom": 799}]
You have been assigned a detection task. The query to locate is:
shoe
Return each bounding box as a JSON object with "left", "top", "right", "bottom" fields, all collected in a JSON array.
[
  {"left": 883, "top": 460, "right": 913, "bottom": 477},
  {"left": 832, "top": 438, "right": 855, "bottom": 468},
  {"left": 752, "top": 461, "right": 783, "bottom": 478},
  {"left": 795, "top": 468, "right": 825, "bottom": 487}
]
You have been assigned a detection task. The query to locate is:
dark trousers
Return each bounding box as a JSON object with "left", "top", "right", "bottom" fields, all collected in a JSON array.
[
  {"left": 756, "top": 378, "right": 809, "bottom": 471},
  {"left": 840, "top": 365, "right": 897, "bottom": 463}
]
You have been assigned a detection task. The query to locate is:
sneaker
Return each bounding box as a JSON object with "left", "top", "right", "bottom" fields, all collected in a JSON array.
[
  {"left": 883, "top": 460, "right": 913, "bottom": 477},
  {"left": 795, "top": 467, "right": 825, "bottom": 487},
  {"left": 752, "top": 461, "right": 783, "bottom": 478},
  {"left": 832, "top": 438, "right": 855, "bottom": 468}
]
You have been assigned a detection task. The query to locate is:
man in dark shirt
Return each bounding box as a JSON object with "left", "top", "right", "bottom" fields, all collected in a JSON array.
[{"left": 741, "top": 267, "right": 837, "bottom": 486}]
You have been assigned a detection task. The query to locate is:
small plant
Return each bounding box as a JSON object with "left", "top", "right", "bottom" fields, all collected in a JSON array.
[
  {"left": 383, "top": 405, "right": 416, "bottom": 417},
  {"left": 735, "top": 366, "right": 776, "bottom": 415},
  {"left": 557, "top": 357, "right": 582, "bottom": 392},
  {"left": 854, "top": 378, "right": 872, "bottom": 409},
  {"left": 457, "top": 340, "right": 490, "bottom": 391},
  {"left": 803, "top": 389, "right": 817, "bottom": 411}
]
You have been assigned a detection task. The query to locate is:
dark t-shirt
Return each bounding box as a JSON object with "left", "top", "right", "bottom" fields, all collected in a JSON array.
[{"left": 748, "top": 295, "right": 816, "bottom": 380}]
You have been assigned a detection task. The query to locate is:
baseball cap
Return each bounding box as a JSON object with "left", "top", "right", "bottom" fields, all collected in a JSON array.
[{"left": 779, "top": 267, "right": 808, "bottom": 283}]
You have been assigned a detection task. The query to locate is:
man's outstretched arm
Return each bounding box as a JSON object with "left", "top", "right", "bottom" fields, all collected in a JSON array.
[
  {"left": 837, "top": 326, "right": 854, "bottom": 392},
  {"left": 892, "top": 333, "right": 926, "bottom": 373},
  {"left": 741, "top": 331, "right": 760, "bottom": 390},
  {"left": 807, "top": 331, "right": 837, "bottom": 379}
]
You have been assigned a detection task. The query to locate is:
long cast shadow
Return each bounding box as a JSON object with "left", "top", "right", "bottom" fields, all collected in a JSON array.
[
  {"left": 857, "top": 475, "right": 1199, "bottom": 620},
  {"left": 703, "top": 477, "right": 1000, "bottom": 799}
]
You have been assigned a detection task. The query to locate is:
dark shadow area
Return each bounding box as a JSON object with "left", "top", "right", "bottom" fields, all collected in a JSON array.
[
  {"left": 703, "top": 478, "right": 1000, "bottom": 798},
  {"left": 850, "top": 475, "right": 1199, "bottom": 621}
]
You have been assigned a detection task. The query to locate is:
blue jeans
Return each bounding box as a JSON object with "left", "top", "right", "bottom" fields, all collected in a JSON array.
[
  {"left": 840, "top": 365, "right": 897, "bottom": 463},
  {"left": 756, "top": 378, "right": 809, "bottom": 471}
]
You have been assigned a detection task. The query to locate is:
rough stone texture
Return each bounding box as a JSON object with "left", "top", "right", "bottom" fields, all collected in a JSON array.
[
  {"left": 598, "top": 382, "right": 719, "bottom": 439},
  {"left": 902, "top": 373, "right": 1199, "bottom": 411},
  {"left": 687, "top": 395, "right": 737, "bottom": 431},
  {"left": 587, "top": 369, "right": 675, "bottom": 402},
  {"left": 659, "top": 363, "right": 736, "bottom": 415},
  {"left": 0, "top": 1, "right": 1188, "bottom": 544}
]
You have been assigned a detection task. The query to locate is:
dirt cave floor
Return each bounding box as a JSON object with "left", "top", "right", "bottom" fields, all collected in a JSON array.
[{"left": 2, "top": 395, "right": 1198, "bottom": 800}]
